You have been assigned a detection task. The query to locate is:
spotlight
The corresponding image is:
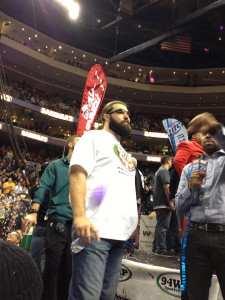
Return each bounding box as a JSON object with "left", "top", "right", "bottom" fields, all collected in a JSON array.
[{"left": 55, "top": 0, "right": 80, "bottom": 20}]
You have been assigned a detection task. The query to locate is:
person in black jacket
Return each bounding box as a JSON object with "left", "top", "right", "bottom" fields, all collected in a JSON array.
[
  {"left": 166, "top": 168, "right": 181, "bottom": 254},
  {"left": 29, "top": 162, "right": 50, "bottom": 270}
]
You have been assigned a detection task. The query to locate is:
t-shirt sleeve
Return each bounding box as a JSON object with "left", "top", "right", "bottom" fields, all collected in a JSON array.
[
  {"left": 160, "top": 169, "right": 170, "bottom": 185},
  {"left": 32, "top": 162, "right": 56, "bottom": 205},
  {"left": 70, "top": 132, "right": 96, "bottom": 176}
]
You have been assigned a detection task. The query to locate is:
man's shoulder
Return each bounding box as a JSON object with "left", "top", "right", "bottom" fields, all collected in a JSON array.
[
  {"left": 177, "top": 141, "right": 191, "bottom": 149},
  {"left": 77, "top": 130, "right": 101, "bottom": 141},
  {"left": 79, "top": 130, "right": 112, "bottom": 143},
  {"left": 190, "top": 141, "right": 203, "bottom": 150},
  {"left": 84, "top": 130, "right": 106, "bottom": 137},
  {"left": 54, "top": 157, "right": 70, "bottom": 166},
  {"left": 158, "top": 166, "right": 167, "bottom": 171},
  {"left": 46, "top": 158, "right": 66, "bottom": 169},
  {"left": 157, "top": 166, "right": 168, "bottom": 175}
]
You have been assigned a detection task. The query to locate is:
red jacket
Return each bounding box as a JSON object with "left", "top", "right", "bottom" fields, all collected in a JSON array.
[{"left": 174, "top": 141, "right": 204, "bottom": 176}]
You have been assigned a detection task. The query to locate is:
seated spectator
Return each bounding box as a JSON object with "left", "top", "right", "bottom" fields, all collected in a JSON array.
[
  {"left": 19, "top": 186, "right": 31, "bottom": 208},
  {"left": 12, "top": 196, "right": 27, "bottom": 216},
  {"left": 5, "top": 149, "right": 13, "bottom": 162},
  {"left": 2, "top": 196, "right": 28, "bottom": 238},
  {"left": 6, "top": 229, "right": 23, "bottom": 246},
  {"left": 3, "top": 177, "right": 15, "bottom": 194},
  {"left": 14, "top": 181, "right": 23, "bottom": 194}
]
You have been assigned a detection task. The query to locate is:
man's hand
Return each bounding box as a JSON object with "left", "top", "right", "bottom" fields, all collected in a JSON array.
[
  {"left": 189, "top": 171, "right": 206, "bottom": 190},
  {"left": 22, "top": 213, "right": 37, "bottom": 234},
  {"left": 74, "top": 216, "right": 100, "bottom": 245},
  {"left": 187, "top": 112, "right": 219, "bottom": 134},
  {"left": 169, "top": 200, "right": 175, "bottom": 211}
]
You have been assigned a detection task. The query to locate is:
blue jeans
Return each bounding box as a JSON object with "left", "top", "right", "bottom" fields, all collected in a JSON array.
[
  {"left": 30, "top": 225, "right": 46, "bottom": 270},
  {"left": 68, "top": 238, "right": 124, "bottom": 300},
  {"left": 155, "top": 208, "right": 171, "bottom": 253}
]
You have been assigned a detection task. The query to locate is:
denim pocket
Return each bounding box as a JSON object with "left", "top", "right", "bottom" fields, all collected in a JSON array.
[{"left": 33, "top": 226, "right": 46, "bottom": 237}]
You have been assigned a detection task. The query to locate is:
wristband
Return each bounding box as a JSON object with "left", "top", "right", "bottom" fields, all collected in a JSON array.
[{"left": 28, "top": 208, "right": 38, "bottom": 214}]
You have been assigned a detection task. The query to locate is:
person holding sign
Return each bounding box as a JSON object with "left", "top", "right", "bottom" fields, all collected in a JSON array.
[{"left": 174, "top": 131, "right": 204, "bottom": 176}]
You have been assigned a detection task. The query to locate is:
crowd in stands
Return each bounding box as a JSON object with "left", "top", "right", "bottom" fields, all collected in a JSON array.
[
  {"left": 5, "top": 78, "right": 80, "bottom": 116},
  {"left": 123, "top": 143, "right": 173, "bottom": 156},
  {"left": 0, "top": 145, "right": 59, "bottom": 239},
  {"left": 0, "top": 140, "right": 157, "bottom": 241},
  {"left": 0, "top": 114, "right": 75, "bottom": 140},
  {"left": 4, "top": 77, "right": 225, "bottom": 138},
  {"left": 0, "top": 134, "right": 164, "bottom": 262},
  {"left": 0, "top": 78, "right": 200, "bottom": 156},
  {"left": 2, "top": 78, "right": 225, "bottom": 161}
]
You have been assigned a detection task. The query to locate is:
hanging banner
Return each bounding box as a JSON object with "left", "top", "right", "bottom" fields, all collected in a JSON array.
[
  {"left": 116, "top": 259, "right": 220, "bottom": 300},
  {"left": 162, "top": 119, "right": 188, "bottom": 154},
  {"left": 76, "top": 64, "right": 107, "bottom": 136}
]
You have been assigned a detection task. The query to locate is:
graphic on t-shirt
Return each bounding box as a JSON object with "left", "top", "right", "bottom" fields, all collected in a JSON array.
[
  {"left": 90, "top": 185, "right": 107, "bottom": 205},
  {"left": 114, "top": 144, "right": 135, "bottom": 171}
]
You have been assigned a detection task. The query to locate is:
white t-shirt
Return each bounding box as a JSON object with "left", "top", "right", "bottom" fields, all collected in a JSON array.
[{"left": 70, "top": 130, "right": 138, "bottom": 240}]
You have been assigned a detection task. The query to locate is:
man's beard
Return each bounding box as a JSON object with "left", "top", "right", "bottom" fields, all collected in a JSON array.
[
  {"left": 109, "top": 116, "right": 132, "bottom": 139},
  {"left": 204, "top": 143, "right": 220, "bottom": 155}
]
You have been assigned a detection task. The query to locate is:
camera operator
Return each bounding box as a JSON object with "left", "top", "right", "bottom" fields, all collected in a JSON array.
[{"left": 141, "top": 176, "right": 154, "bottom": 214}]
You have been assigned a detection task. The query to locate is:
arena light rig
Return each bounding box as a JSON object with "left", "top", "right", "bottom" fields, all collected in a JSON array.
[{"left": 55, "top": 0, "right": 80, "bottom": 20}]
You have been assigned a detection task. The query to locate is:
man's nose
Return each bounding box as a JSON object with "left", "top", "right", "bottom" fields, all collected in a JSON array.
[
  {"left": 205, "top": 133, "right": 212, "bottom": 138},
  {"left": 123, "top": 112, "right": 130, "bottom": 118}
]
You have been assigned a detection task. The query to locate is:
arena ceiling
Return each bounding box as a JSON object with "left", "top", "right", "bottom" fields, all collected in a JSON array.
[{"left": 1, "top": 0, "right": 225, "bottom": 69}]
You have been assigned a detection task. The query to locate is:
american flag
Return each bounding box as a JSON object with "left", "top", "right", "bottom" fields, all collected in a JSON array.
[{"left": 161, "top": 35, "right": 191, "bottom": 54}]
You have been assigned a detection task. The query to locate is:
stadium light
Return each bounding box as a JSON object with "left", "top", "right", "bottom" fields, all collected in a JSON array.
[{"left": 55, "top": 0, "right": 80, "bottom": 20}]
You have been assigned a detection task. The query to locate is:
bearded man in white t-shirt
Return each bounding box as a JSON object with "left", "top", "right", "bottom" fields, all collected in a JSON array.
[{"left": 69, "top": 100, "right": 138, "bottom": 300}]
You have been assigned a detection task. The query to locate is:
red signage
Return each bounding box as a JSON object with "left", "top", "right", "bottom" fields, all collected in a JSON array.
[{"left": 76, "top": 64, "right": 107, "bottom": 136}]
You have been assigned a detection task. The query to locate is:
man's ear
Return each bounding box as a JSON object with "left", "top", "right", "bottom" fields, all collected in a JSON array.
[
  {"left": 191, "top": 133, "right": 197, "bottom": 139},
  {"left": 67, "top": 142, "right": 73, "bottom": 148},
  {"left": 103, "top": 113, "right": 110, "bottom": 122}
]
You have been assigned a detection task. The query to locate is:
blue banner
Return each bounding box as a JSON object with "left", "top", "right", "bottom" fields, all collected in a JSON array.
[{"left": 162, "top": 119, "right": 189, "bottom": 154}]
